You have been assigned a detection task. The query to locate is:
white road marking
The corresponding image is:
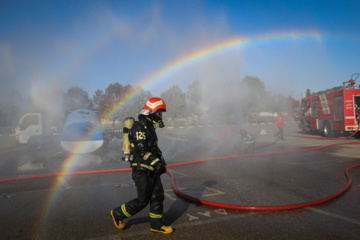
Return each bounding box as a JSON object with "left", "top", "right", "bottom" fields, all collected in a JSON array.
[
  {"left": 186, "top": 214, "right": 200, "bottom": 221},
  {"left": 58, "top": 176, "right": 72, "bottom": 189},
  {"left": 306, "top": 207, "right": 360, "bottom": 226},
  {"left": 197, "top": 211, "right": 211, "bottom": 217}
]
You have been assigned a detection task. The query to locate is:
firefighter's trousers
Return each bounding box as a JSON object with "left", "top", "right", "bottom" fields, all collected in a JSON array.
[
  {"left": 112, "top": 169, "right": 165, "bottom": 229},
  {"left": 275, "top": 127, "right": 284, "bottom": 139}
]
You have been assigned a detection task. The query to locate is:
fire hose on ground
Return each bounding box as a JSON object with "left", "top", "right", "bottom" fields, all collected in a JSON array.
[
  {"left": 166, "top": 141, "right": 360, "bottom": 211},
  {"left": 1, "top": 133, "right": 360, "bottom": 212},
  {"left": 165, "top": 123, "right": 360, "bottom": 211}
]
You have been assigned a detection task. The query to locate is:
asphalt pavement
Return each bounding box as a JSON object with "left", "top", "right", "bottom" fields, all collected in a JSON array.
[{"left": 0, "top": 121, "right": 359, "bottom": 240}]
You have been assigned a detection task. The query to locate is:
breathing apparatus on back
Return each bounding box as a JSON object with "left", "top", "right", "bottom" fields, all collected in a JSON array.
[{"left": 122, "top": 117, "right": 135, "bottom": 161}]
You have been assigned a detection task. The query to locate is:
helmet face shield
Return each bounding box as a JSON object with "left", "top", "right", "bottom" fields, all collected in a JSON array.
[
  {"left": 139, "top": 108, "right": 150, "bottom": 116},
  {"left": 152, "top": 110, "right": 165, "bottom": 128},
  {"left": 155, "top": 111, "right": 163, "bottom": 120}
]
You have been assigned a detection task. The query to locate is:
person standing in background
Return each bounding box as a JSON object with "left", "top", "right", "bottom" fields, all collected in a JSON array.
[{"left": 274, "top": 112, "right": 285, "bottom": 140}]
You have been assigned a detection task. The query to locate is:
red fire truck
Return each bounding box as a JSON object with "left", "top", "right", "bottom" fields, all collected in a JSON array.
[{"left": 290, "top": 73, "right": 360, "bottom": 136}]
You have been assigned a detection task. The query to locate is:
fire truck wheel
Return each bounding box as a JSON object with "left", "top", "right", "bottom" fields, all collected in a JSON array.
[
  {"left": 299, "top": 121, "right": 305, "bottom": 132},
  {"left": 323, "top": 122, "right": 332, "bottom": 137}
]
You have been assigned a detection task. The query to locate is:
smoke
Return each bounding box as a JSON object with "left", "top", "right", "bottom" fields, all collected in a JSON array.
[
  {"left": 0, "top": 44, "right": 14, "bottom": 79},
  {"left": 0, "top": 44, "right": 16, "bottom": 100},
  {"left": 28, "top": 74, "right": 67, "bottom": 123},
  {"left": 1, "top": 2, "right": 327, "bottom": 127}
]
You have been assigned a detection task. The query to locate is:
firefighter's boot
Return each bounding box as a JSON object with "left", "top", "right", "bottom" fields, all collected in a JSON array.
[
  {"left": 151, "top": 225, "right": 174, "bottom": 234},
  {"left": 110, "top": 210, "right": 125, "bottom": 230}
]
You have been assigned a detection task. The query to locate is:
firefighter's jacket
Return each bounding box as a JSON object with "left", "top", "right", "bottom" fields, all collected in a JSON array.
[
  {"left": 277, "top": 115, "right": 285, "bottom": 128},
  {"left": 129, "top": 114, "right": 164, "bottom": 172}
]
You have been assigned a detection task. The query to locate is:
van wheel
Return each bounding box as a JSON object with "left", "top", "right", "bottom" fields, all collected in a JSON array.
[{"left": 28, "top": 137, "right": 41, "bottom": 151}]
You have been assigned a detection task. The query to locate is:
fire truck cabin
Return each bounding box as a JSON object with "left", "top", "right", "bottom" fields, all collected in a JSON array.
[{"left": 290, "top": 73, "right": 360, "bottom": 136}]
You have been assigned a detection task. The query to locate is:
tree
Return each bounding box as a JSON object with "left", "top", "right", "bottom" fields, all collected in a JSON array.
[
  {"left": 116, "top": 86, "right": 152, "bottom": 122},
  {"left": 92, "top": 89, "right": 105, "bottom": 113},
  {"left": 101, "top": 83, "right": 126, "bottom": 121},
  {"left": 241, "top": 75, "right": 266, "bottom": 92},
  {"left": 306, "top": 89, "right": 311, "bottom": 96},
  {"left": 186, "top": 80, "right": 202, "bottom": 118},
  {"left": 161, "top": 85, "right": 187, "bottom": 119},
  {"left": 93, "top": 83, "right": 153, "bottom": 122},
  {"left": 66, "top": 86, "right": 91, "bottom": 111},
  {"left": 239, "top": 75, "right": 268, "bottom": 117}
]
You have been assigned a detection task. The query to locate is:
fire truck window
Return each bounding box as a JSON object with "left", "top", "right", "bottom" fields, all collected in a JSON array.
[
  {"left": 355, "top": 96, "right": 360, "bottom": 111},
  {"left": 355, "top": 96, "right": 360, "bottom": 123},
  {"left": 334, "top": 96, "right": 342, "bottom": 122},
  {"left": 291, "top": 102, "right": 300, "bottom": 119},
  {"left": 301, "top": 100, "right": 306, "bottom": 117},
  {"left": 20, "top": 115, "right": 39, "bottom": 130},
  {"left": 306, "top": 99, "right": 310, "bottom": 110},
  {"left": 312, "top": 101, "right": 318, "bottom": 118}
]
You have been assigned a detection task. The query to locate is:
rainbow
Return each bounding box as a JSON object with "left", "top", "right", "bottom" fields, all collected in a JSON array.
[
  {"left": 49, "top": 29, "right": 324, "bottom": 174},
  {"left": 35, "top": 30, "right": 322, "bottom": 238},
  {"left": 35, "top": 138, "right": 96, "bottom": 238},
  {"left": 102, "top": 30, "right": 322, "bottom": 121}
]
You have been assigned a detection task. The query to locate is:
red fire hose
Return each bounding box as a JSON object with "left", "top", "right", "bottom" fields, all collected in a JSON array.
[
  {"left": 164, "top": 122, "right": 360, "bottom": 210},
  {"left": 1, "top": 137, "right": 359, "bottom": 212},
  {"left": 165, "top": 142, "right": 360, "bottom": 210},
  {"left": 167, "top": 164, "right": 360, "bottom": 210},
  {"left": 165, "top": 121, "right": 360, "bottom": 210}
]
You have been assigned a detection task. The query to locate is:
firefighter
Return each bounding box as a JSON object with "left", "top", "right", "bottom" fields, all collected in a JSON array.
[
  {"left": 236, "top": 129, "right": 255, "bottom": 152},
  {"left": 274, "top": 112, "right": 285, "bottom": 140},
  {"left": 110, "top": 97, "right": 173, "bottom": 234},
  {"left": 238, "top": 129, "right": 255, "bottom": 144}
]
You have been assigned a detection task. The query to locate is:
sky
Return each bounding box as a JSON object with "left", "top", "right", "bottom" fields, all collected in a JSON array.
[{"left": 1, "top": 0, "right": 360, "bottom": 103}]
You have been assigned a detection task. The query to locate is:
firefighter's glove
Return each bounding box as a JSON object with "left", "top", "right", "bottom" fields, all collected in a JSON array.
[
  {"left": 160, "top": 156, "right": 167, "bottom": 166},
  {"left": 155, "top": 148, "right": 163, "bottom": 158},
  {"left": 154, "top": 162, "right": 166, "bottom": 175}
]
